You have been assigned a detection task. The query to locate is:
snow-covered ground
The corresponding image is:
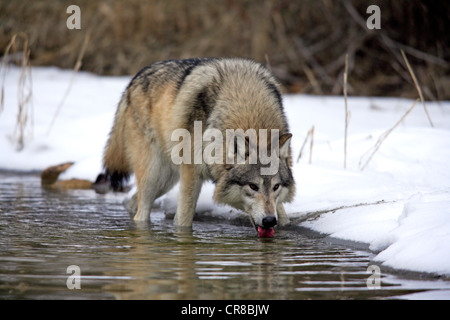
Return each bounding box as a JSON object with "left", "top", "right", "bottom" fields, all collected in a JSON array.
[{"left": 1, "top": 66, "right": 449, "bottom": 277}]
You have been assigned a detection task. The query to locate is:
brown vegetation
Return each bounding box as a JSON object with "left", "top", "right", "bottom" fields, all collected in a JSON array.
[
  {"left": 40, "top": 162, "right": 92, "bottom": 190},
  {"left": 1, "top": 0, "right": 449, "bottom": 99}
]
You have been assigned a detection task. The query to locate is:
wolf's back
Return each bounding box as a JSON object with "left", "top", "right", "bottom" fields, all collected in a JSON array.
[
  {"left": 102, "top": 58, "right": 290, "bottom": 191},
  {"left": 103, "top": 59, "right": 212, "bottom": 189}
]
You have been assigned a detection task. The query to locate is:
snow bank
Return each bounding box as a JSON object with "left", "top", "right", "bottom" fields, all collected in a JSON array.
[
  {"left": 372, "top": 193, "right": 450, "bottom": 275},
  {"left": 285, "top": 97, "right": 450, "bottom": 276},
  {"left": 1, "top": 66, "right": 449, "bottom": 276}
]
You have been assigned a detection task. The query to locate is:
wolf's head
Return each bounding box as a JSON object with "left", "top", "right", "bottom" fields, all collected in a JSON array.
[{"left": 213, "top": 133, "right": 295, "bottom": 237}]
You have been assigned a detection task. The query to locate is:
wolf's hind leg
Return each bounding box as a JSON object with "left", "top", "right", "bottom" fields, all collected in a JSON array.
[
  {"left": 277, "top": 203, "right": 290, "bottom": 227},
  {"left": 133, "top": 155, "right": 179, "bottom": 221},
  {"left": 174, "top": 163, "right": 202, "bottom": 227}
]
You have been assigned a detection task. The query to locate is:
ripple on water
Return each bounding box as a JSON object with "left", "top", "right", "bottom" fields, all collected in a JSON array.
[{"left": 1, "top": 173, "right": 450, "bottom": 299}]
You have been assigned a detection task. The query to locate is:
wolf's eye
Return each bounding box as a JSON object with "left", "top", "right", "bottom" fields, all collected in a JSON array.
[
  {"left": 273, "top": 184, "right": 280, "bottom": 191},
  {"left": 249, "top": 183, "right": 259, "bottom": 191}
]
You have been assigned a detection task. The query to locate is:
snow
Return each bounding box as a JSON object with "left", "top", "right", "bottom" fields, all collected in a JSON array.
[{"left": 1, "top": 66, "right": 450, "bottom": 277}]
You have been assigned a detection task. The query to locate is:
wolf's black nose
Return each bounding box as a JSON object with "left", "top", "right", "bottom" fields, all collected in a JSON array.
[{"left": 262, "top": 216, "right": 277, "bottom": 228}]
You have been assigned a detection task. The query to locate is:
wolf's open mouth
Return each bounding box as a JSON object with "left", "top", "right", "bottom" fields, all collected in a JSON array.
[{"left": 257, "top": 226, "right": 274, "bottom": 238}]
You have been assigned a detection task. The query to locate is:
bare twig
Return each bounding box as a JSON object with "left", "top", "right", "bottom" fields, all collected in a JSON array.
[
  {"left": 342, "top": 0, "right": 447, "bottom": 67},
  {"left": 359, "top": 98, "right": 419, "bottom": 170},
  {"left": 47, "top": 31, "right": 90, "bottom": 135},
  {"left": 342, "top": 0, "right": 447, "bottom": 101},
  {"left": 290, "top": 199, "right": 393, "bottom": 225},
  {"left": 401, "top": 50, "right": 434, "bottom": 127},
  {"left": 296, "top": 125, "right": 315, "bottom": 164},
  {"left": 384, "top": 35, "right": 448, "bottom": 68},
  {"left": 294, "top": 36, "right": 333, "bottom": 86},
  {"left": 302, "top": 64, "right": 323, "bottom": 95},
  {"left": 341, "top": 0, "right": 367, "bottom": 30},
  {"left": 308, "top": 126, "right": 314, "bottom": 164},
  {"left": 343, "top": 53, "right": 350, "bottom": 169}
]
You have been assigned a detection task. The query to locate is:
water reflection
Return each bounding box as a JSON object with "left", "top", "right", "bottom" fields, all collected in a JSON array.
[{"left": 1, "top": 173, "right": 450, "bottom": 299}]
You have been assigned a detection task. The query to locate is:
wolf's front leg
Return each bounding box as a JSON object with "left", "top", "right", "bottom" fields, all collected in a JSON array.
[
  {"left": 174, "top": 164, "right": 202, "bottom": 227},
  {"left": 277, "top": 202, "right": 290, "bottom": 227}
]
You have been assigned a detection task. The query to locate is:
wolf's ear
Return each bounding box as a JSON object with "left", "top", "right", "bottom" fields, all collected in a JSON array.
[{"left": 279, "top": 133, "right": 292, "bottom": 158}]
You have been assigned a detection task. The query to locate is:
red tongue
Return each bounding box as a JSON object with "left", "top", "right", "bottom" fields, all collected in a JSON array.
[{"left": 258, "top": 226, "right": 274, "bottom": 238}]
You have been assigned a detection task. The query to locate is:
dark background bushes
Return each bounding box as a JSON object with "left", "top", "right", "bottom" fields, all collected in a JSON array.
[{"left": 1, "top": 0, "right": 448, "bottom": 99}]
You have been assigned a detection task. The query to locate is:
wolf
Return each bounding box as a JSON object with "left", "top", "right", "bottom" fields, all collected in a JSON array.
[{"left": 102, "top": 58, "right": 295, "bottom": 237}]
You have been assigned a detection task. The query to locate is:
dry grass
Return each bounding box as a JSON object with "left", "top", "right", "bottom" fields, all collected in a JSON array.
[
  {"left": 400, "top": 50, "right": 434, "bottom": 127},
  {"left": 0, "top": 32, "right": 33, "bottom": 151},
  {"left": 1, "top": 0, "right": 448, "bottom": 98},
  {"left": 359, "top": 48, "right": 438, "bottom": 170},
  {"left": 359, "top": 98, "right": 419, "bottom": 170},
  {"left": 47, "top": 31, "right": 90, "bottom": 135},
  {"left": 296, "top": 125, "right": 314, "bottom": 164},
  {"left": 343, "top": 53, "right": 350, "bottom": 169}
]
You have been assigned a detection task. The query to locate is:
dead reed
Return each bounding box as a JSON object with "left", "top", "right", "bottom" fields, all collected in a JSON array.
[
  {"left": 0, "top": 33, "right": 33, "bottom": 151},
  {"left": 359, "top": 49, "right": 435, "bottom": 170},
  {"left": 47, "top": 31, "right": 90, "bottom": 135},
  {"left": 343, "top": 53, "right": 350, "bottom": 169},
  {"left": 400, "top": 50, "right": 434, "bottom": 127},
  {"left": 359, "top": 98, "right": 419, "bottom": 170},
  {"left": 296, "top": 125, "right": 315, "bottom": 164}
]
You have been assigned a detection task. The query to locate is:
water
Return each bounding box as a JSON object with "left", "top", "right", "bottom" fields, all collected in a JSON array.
[{"left": 1, "top": 173, "right": 449, "bottom": 300}]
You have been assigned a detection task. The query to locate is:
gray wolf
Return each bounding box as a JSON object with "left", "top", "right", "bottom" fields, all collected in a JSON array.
[{"left": 102, "top": 58, "right": 295, "bottom": 237}]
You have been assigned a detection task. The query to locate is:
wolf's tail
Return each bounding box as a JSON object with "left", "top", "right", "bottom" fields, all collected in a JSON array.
[{"left": 103, "top": 94, "right": 131, "bottom": 191}]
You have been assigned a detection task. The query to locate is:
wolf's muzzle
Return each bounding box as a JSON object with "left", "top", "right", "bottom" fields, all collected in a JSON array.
[
  {"left": 258, "top": 216, "right": 277, "bottom": 238},
  {"left": 262, "top": 216, "right": 277, "bottom": 228}
]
